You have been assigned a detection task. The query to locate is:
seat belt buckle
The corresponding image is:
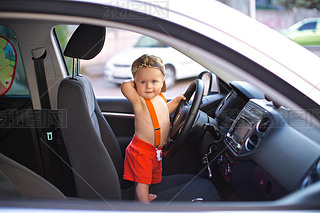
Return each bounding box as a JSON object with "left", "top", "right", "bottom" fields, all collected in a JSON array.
[{"left": 46, "top": 132, "right": 53, "bottom": 141}]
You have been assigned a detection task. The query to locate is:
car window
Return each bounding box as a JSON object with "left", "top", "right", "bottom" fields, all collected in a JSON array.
[
  {"left": 298, "top": 21, "right": 317, "bottom": 31},
  {"left": 0, "top": 26, "right": 29, "bottom": 96},
  {"left": 135, "top": 36, "right": 168, "bottom": 48},
  {"left": 55, "top": 26, "right": 212, "bottom": 98}
]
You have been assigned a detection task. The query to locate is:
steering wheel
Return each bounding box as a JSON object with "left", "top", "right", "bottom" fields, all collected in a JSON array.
[{"left": 163, "top": 79, "right": 204, "bottom": 158}]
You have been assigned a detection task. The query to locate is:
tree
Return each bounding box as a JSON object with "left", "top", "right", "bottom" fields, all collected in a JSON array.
[
  {"left": 55, "top": 25, "right": 73, "bottom": 73},
  {"left": 275, "top": 0, "right": 320, "bottom": 10}
]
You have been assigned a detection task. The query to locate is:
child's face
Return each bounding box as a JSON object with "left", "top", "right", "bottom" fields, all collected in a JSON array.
[{"left": 134, "top": 67, "right": 165, "bottom": 100}]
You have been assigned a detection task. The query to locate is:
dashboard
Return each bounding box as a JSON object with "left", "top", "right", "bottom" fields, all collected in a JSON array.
[{"left": 213, "top": 81, "right": 320, "bottom": 200}]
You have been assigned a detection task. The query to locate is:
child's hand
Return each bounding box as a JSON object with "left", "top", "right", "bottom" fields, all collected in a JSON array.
[
  {"left": 167, "top": 93, "right": 186, "bottom": 114},
  {"left": 174, "top": 93, "right": 186, "bottom": 104},
  {"left": 121, "top": 80, "right": 139, "bottom": 102}
]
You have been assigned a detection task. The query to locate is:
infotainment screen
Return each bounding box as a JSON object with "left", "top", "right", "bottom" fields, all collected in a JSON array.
[{"left": 232, "top": 118, "right": 251, "bottom": 144}]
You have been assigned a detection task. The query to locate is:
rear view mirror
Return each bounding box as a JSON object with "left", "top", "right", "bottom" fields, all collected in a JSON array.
[{"left": 197, "top": 71, "right": 219, "bottom": 95}]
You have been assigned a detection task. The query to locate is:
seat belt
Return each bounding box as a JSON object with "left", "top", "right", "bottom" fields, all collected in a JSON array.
[
  {"left": 32, "top": 48, "right": 51, "bottom": 110},
  {"left": 32, "top": 47, "right": 56, "bottom": 141},
  {"left": 31, "top": 48, "right": 76, "bottom": 196}
]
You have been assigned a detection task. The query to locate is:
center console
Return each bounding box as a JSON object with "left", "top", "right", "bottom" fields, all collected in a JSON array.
[{"left": 225, "top": 100, "right": 272, "bottom": 156}]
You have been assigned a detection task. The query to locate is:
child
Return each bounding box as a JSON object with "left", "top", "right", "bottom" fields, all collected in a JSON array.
[{"left": 121, "top": 54, "right": 185, "bottom": 203}]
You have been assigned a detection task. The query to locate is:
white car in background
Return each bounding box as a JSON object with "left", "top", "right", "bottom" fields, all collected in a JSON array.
[{"left": 104, "top": 35, "right": 206, "bottom": 89}]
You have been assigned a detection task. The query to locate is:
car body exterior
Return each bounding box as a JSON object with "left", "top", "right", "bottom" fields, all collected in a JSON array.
[
  {"left": 281, "top": 17, "right": 320, "bottom": 45},
  {"left": 0, "top": 0, "right": 320, "bottom": 212},
  {"left": 104, "top": 35, "right": 206, "bottom": 89}
]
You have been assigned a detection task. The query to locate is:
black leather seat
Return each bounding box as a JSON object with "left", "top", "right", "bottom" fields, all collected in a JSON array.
[{"left": 58, "top": 24, "right": 220, "bottom": 201}]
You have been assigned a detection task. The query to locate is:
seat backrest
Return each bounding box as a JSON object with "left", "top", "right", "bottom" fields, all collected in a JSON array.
[
  {"left": 0, "top": 153, "right": 67, "bottom": 199},
  {"left": 58, "top": 24, "right": 123, "bottom": 200}
]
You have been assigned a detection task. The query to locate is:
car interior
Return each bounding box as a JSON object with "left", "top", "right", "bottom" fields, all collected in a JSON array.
[{"left": 0, "top": 11, "right": 320, "bottom": 209}]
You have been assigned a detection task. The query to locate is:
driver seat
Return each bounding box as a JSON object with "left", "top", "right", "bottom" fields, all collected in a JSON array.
[{"left": 57, "top": 24, "right": 220, "bottom": 201}]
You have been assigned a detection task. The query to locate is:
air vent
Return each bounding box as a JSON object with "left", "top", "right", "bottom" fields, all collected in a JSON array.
[
  {"left": 245, "top": 134, "right": 259, "bottom": 151},
  {"left": 258, "top": 117, "right": 271, "bottom": 133},
  {"left": 245, "top": 104, "right": 254, "bottom": 111}
]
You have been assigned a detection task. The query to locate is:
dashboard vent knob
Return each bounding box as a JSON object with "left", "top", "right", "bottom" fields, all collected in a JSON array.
[
  {"left": 258, "top": 117, "right": 271, "bottom": 133},
  {"left": 246, "top": 134, "right": 259, "bottom": 151}
]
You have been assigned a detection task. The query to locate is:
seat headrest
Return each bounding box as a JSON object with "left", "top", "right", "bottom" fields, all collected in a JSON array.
[{"left": 64, "top": 24, "right": 106, "bottom": 60}]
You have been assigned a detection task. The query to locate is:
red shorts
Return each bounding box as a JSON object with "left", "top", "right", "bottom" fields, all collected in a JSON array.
[{"left": 123, "top": 135, "right": 163, "bottom": 185}]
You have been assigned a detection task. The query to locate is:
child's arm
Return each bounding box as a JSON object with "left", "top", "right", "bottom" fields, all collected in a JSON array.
[
  {"left": 167, "top": 93, "right": 186, "bottom": 114},
  {"left": 121, "top": 80, "right": 140, "bottom": 105}
]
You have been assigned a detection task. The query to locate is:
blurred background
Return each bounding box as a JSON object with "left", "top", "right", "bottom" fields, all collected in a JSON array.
[{"left": 55, "top": 0, "right": 320, "bottom": 97}]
